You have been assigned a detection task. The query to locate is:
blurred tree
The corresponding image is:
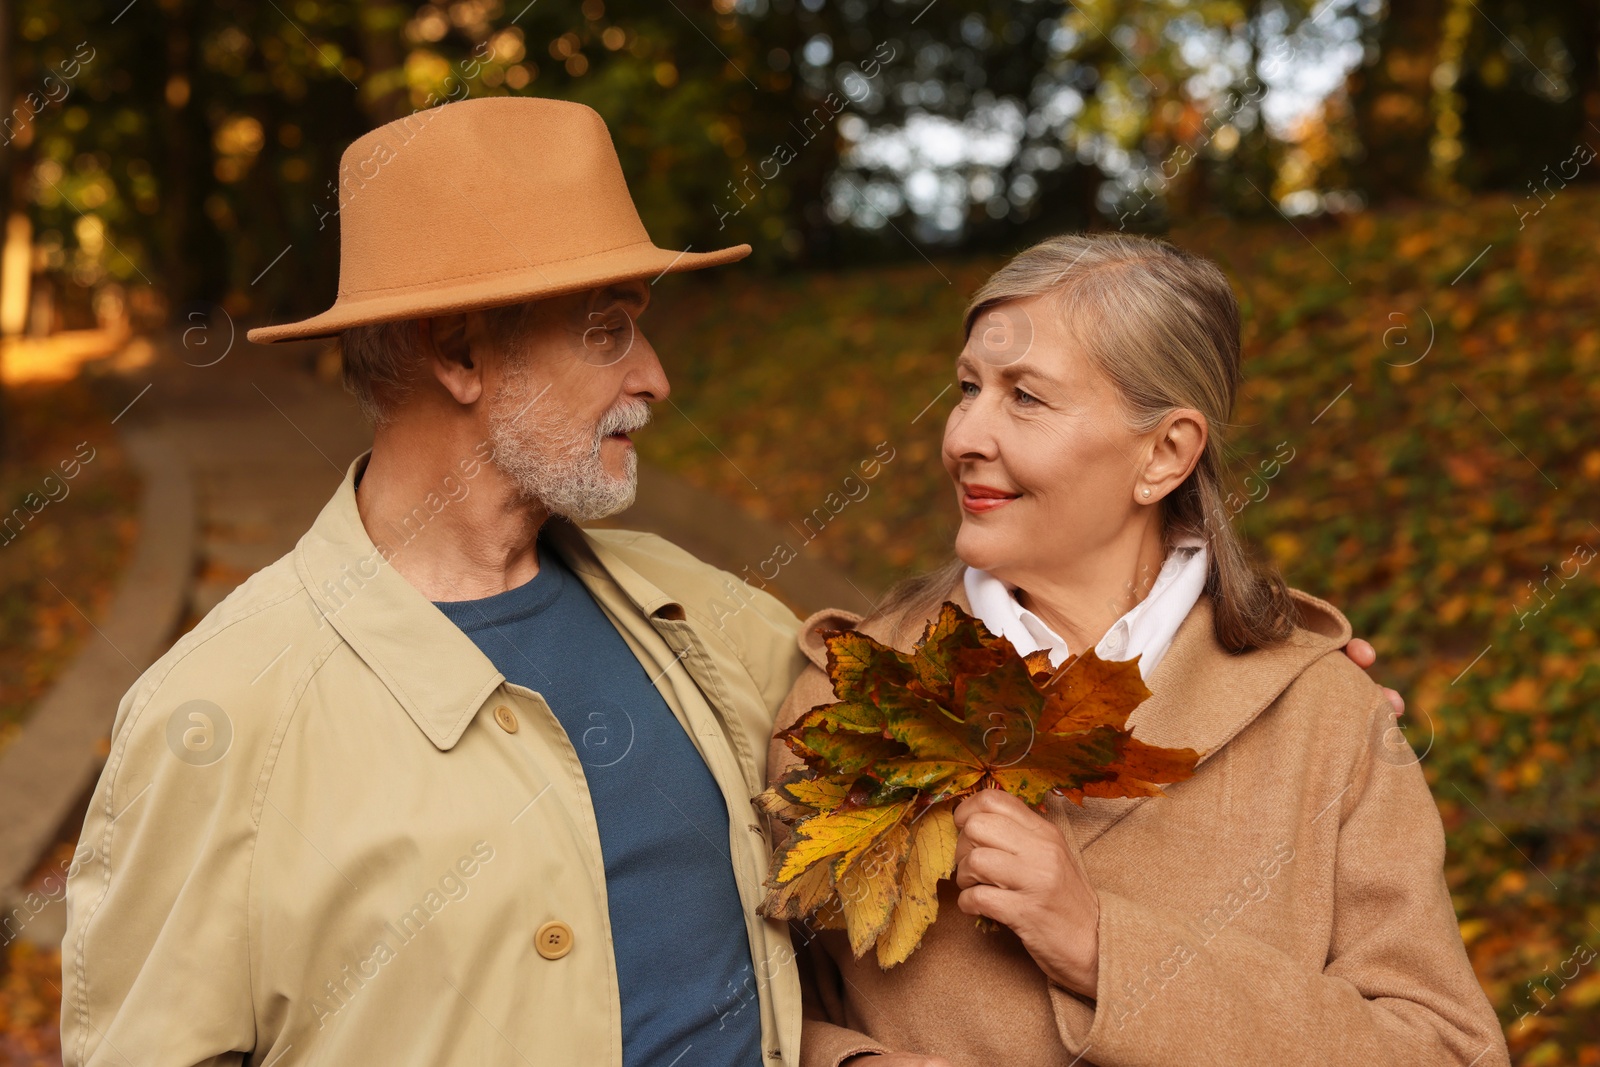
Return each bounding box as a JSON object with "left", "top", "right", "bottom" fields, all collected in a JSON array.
[
  {"left": 0, "top": 0, "right": 13, "bottom": 461},
  {"left": 1449, "top": 0, "right": 1600, "bottom": 191},
  {"left": 813, "top": 0, "right": 1366, "bottom": 248},
  {"left": 4, "top": 0, "right": 1598, "bottom": 330},
  {"left": 1349, "top": 0, "right": 1446, "bottom": 201},
  {"left": 538, "top": 0, "right": 819, "bottom": 264},
  {"left": 1352, "top": 0, "right": 1600, "bottom": 204},
  {"left": 790, "top": 0, "right": 1087, "bottom": 254},
  {"left": 355, "top": 2, "right": 412, "bottom": 124}
]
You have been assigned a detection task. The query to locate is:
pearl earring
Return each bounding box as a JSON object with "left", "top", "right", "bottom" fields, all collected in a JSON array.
[{"left": 1141, "top": 488, "right": 1151, "bottom": 498}]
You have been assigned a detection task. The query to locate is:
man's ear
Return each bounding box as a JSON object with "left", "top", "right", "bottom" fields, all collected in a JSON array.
[{"left": 420, "top": 314, "right": 482, "bottom": 405}]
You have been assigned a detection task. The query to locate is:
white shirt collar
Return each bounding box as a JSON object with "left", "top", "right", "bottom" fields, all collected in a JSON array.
[{"left": 963, "top": 534, "right": 1208, "bottom": 680}]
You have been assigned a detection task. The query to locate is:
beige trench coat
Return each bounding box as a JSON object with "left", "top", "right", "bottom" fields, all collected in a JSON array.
[
  {"left": 770, "top": 580, "right": 1512, "bottom": 1067},
  {"left": 62, "top": 451, "right": 808, "bottom": 1066}
]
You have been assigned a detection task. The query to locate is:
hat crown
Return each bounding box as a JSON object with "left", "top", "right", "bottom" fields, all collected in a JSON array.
[
  {"left": 332, "top": 97, "right": 651, "bottom": 300},
  {"left": 246, "top": 95, "right": 749, "bottom": 344}
]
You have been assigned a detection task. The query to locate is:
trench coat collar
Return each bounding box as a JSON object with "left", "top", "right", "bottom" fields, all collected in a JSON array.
[
  {"left": 294, "top": 451, "right": 686, "bottom": 751},
  {"left": 798, "top": 574, "right": 1354, "bottom": 846}
]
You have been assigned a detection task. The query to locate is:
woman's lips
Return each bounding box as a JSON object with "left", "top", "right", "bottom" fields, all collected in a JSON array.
[{"left": 961, "top": 483, "right": 1020, "bottom": 513}]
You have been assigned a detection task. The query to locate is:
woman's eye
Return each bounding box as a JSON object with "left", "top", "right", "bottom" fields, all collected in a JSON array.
[
  {"left": 959, "top": 380, "right": 979, "bottom": 398},
  {"left": 1014, "top": 388, "right": 1038, "bottom": 405}
]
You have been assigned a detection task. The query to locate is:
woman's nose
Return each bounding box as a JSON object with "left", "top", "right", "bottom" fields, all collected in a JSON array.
[{"left": 943, "top": 401, "right": 999, "bottom": 461}]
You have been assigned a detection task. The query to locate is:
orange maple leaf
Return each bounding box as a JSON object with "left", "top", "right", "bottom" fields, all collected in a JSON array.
[{"left": 755, "top": 601, "right": 1197, "bottom": 967}]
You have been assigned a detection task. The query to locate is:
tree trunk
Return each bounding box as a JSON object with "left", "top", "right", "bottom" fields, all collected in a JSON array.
[
  {"left": 354, "top": 3, "right": 410, "bottom": 126},
  {"left": 1350, "top": 0, "right": 1448, "bottom": 202},
  {"left": 160, "top": 0, "right": 199, "bottom": 308}
]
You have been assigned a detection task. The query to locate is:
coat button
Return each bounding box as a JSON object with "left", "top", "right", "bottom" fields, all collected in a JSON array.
[
  {"left": 493, "top": 705, "right": 519, "bottom": 733},
  {"left": 534, "top": 920, "right": 573, "bottom": 960}
]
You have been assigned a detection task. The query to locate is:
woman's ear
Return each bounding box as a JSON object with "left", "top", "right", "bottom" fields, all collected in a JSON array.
[
  {"left": 420, "top": 314, "right": 483, "bottom": 406},
  {"left": 1143, "top": 409, "right": 1208, "bottom": 500}
]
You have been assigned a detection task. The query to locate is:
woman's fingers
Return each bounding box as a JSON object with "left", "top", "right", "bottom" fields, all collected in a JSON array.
[
  {"left": 1343, "top": 637, "right": 1376, "bottom": 667},
  {"left": 957, "top": 826, "right": 1078, "bottom": 897},
  {"left": 955, "top": 882, "right": 1012, "bottom": 924},
  {"left": 954, "top": 845, "right": 1022, "bottom": 890},
  {"left": 954, "top": 880, "right": 1051, "bottom": 938},
  {"left": 1343, "top": 637, "right": 1406, "bottom": 716},
  {"left": 954, "top": 788, "right": 1053, "bottom": 838},
  {"left": 955, "top": 790, "right": 1082, "bottom": 894},
  {"left": 954, "top": 787, "right": 1029, "bottom": 821},
  {"left": 952, "top": 809, "right": 1035, "bottom": 857}
]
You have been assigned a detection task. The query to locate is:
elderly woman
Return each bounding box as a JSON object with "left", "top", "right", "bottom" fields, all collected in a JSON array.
[{"left": 769, "top": 234, "right": 1510, "bottom": 1067}]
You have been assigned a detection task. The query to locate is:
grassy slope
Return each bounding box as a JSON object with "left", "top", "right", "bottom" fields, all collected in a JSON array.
[{"left": 641, "top": 187, "right": 1600, "bottom": 1064}]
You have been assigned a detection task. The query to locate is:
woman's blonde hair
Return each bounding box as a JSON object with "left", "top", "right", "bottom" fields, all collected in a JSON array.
[{"left": 880, "top": 232, "right": 1296, "bottom": 653}]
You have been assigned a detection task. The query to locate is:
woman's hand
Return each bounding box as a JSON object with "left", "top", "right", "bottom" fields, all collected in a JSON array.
[
  {"left": 952, "top": 789, "right": 1100, "bottom": 998},
  {"left": 1342, "top": 637, "right": 1404, "bottom": 716}
]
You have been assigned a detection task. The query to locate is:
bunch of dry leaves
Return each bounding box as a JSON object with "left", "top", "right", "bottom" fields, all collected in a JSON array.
[{"left": 755, "top": 602, "right": 1199, "bottom": 968}]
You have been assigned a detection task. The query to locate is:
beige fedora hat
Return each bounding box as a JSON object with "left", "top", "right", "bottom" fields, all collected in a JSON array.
[{"left": 248, "top": 96, "right": 749, "bottom": 343}]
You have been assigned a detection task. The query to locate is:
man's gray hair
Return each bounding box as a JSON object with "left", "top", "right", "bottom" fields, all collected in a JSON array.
[{"left": 338, "top": 300, "right": 543, "bottom": 425}]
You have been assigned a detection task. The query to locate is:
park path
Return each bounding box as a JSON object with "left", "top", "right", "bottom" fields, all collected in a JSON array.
[{"left": 139, "top": 339, "right": 376, "bottom": 625}]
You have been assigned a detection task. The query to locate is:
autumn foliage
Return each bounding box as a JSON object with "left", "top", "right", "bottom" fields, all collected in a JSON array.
[{"left": 756, "top": 602, "right": 1197, "bottom": 967}]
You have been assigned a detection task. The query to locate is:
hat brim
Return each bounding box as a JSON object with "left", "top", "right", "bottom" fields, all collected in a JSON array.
[{"left": 246, "top": 240, "right": 751, "bottom": 344}]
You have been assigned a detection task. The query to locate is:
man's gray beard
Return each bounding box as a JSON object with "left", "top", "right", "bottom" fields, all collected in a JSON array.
[{"left": 486, "top": 377, "right": 651, "bottom": 523}]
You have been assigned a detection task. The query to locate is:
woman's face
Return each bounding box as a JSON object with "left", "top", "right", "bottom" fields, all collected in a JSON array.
[{"left": 942, "top": 293, "right": 1146, "bottom": 587}]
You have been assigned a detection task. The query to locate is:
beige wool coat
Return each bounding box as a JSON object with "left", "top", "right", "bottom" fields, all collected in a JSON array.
[{"left": 769, "top": 579, "right": 1511, "bottom": 1067}]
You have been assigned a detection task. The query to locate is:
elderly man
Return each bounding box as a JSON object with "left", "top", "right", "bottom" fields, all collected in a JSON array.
[
  {"left": 62, "top": 97, "right": 1397, "bottom": 1067},
  {"left": 63, "top": 97, "right": 800, "bottom": 1067}
]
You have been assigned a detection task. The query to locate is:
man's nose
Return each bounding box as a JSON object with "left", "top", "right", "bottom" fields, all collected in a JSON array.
[{"left": 626, "top": 330, "right": 670, "bottom": 403}]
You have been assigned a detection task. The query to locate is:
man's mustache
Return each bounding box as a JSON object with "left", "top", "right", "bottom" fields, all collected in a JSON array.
[{"left": 595, "top": 401, "right": 652, "bottom": 442}]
